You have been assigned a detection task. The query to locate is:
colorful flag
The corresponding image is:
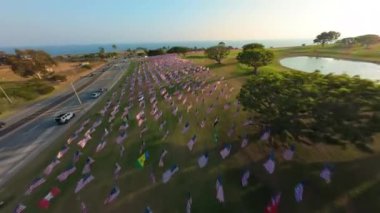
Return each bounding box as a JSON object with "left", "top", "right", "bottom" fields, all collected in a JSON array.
[
  {"left": 136, "top": 151, "right": 150, "bottom": 168},
  {"left": 241, "top": 170, "right": 250, "bottom": 187},
  {"left": 14, "top": 203, "right": 26, "bottom": 213},
  {"left": 57, "top": 164, "right": 76, "bottom": 182},
  {"left": 56, "top": 145, "right": 69, "bottom": 159},
  {"left": 197, "top": 152, "right": 209, "bottom": 168},
  {"left": 25, "top": 177, "right": 46, "bottom": 195},
  {"left": 104, "top": 186, "right": 120, "bottom": 204},
  {"left": 265, "top": 193, "right": 281, "bottom": 213},
  {"left": 74, "top": 174, "right": 94, "bottom": 193},
  {"left": 294, "top": 182, "right": 304, "bottom": 203},
  {"left": 162, "top": 164, "right": 179, "bottom": 183},
  {"left": 220, "top": 144, "right": 232, "bottom": 159},
  {"left": 283, "top": 145, "right": 295, "bottom": 161},
  {"left": 216, "top": 177, "right": 225, "bottom": 203}
]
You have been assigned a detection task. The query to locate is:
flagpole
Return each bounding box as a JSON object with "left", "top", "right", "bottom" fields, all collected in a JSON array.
[
  {"left": 0, "top": 85, "right": 12, "bottom": 104},
  {"left": 71, "top": 82, "right": 82, "bottom": 106}
]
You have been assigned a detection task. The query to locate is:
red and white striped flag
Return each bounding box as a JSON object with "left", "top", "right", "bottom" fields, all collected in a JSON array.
[
  {"left": 57, "top": 165, "right": 76, "bottom": 182},
  {"left": 216, "top": 177, "right": 225, "bottom": 203},
  {"left": 75, "top": 174, "right": 94, "bottom": 193},
  {"left": 14, "top": 203, "right": 26, "bottom": 213},
  {"left": 197, "top": 153, "right": 209, "bottom": 168},
  {"left": 25, "top": 177, "right": 46, "bottom": 195},
  {"left": 104, "top": 186, "right": 120, "bottom": 204},
  {"left": 44, "top": 158, "right": 60, "bottom": 176}
]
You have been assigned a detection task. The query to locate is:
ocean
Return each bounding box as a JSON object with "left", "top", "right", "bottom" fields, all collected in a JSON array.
[{"left": 0, "top": 39, "right": 311, "bottom": 56}]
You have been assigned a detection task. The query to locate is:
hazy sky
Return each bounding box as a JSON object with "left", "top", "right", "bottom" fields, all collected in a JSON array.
[{"left": 0, "top": 0, "right": 379, "bottom": 46}]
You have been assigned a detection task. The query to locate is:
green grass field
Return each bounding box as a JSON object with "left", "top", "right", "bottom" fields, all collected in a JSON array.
[{"left": 1, "top": 47, "right": 380, "bottom": 213}]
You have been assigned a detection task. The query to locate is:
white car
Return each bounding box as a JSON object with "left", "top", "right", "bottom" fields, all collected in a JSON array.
[
  {"left": 55, "top": 112, "right": 75, "bottom": 124},
  {"left": 90, "top": 92, "right": 102, "bottom": 98}
]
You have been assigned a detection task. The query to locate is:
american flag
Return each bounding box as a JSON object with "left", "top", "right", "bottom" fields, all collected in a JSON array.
[
  {"left": 265, "top": 193, "right": 281, "bottom": 213},
  {"left": 158, "top": 149, "right": 168, "bottom": 167},
  {"left": 187, "top": 135, "right": 197, "bottom": 151},
  {"left": 241, "top": 137, "right": 249, "bottom": 148},
  {"left": 186, "top": 193, "right": 192, "bottom": 213},
  {"left": 260, "top": 130, "right": 271, "bottom": 141},
  {"left": 216, "top": 177, "right": 225, "bottom": 203},
  {"left": 294, "top": 183, "right": 304, "bottom": 202},
  {"left": 220, "top": 144, "right": 231, "bottom": 159},
  {"left": 14, "top": 203, "right": 26, "bottom": 213},
  {"left": 73, "top": 150, "right": 82, "bottom": 163},
  {"left": 56, "top": 145, "right": 69, "bottom": 159},
  {"left": 282, "top": 145, "right": 295, "bottom": 161},
  {"left": 162, "top": 165, "right": 179, "bottom": 183},
  {"left": 25, "top": 177, "right": 46, "bottom": 195},
  {"left": 96, "top": 141, "right": 107, "bottom": 153},
  {"left": 114, "top": 163, "right": 121, "bottom": 179},
  {"left": 78, "top": 134, "right": 91, "bottom": 149},
  {"left": 197, "top": 153, "right": 209, "bottom": 168},
  {"left": 320, "top": 167, "right": 331, "bottom": 183},
  {"left": 57, "top": 164, "right": 76, "bottom": 182},
  {"left": 263, "top": 157, "right": 275, "bottom": 174},
  {"left": 241, "top": 170, "right": 250, "bottom": 187},
  {"left": 182, "top": 122, "right": 190, "bottom": 133},
  {"left": 104, "top": 186, "right": 120, "bottom": 204},
  {"left": 44, "top": 158, "right": 60, "bottom": 176},
  {"left": 74, "top": 174, "right": 94, "bottom": 193}
]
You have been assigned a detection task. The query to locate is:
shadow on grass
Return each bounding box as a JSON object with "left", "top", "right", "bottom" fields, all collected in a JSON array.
[{"left": 186, "top": 55, "right": 207, "bottom": 59}]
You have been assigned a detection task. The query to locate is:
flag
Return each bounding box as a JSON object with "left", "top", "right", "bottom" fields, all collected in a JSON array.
[
  {"left": 14, "top": 203, "right": 26, "bottom": 213},
  {"left": 283, "top": 145, "right": 295, "bottom": 161},
  {"left": 197, "top": 153, "right": 209, "bottom": 168},
  {"left": 104, "top": 186, "right": 120, "bottom": 204},
  {"left": 260, "top": 130, "right": 271, "bottom": 141},
  {"left": 220, "top": 144, "right": 232, "bottom": 159},
  {"left": 241, "top": 137, "right": 249, "bottom": 148},
  {"left": 57, "top": 164, "right": 76, "bottom": 182},
  {"left": 78, "top": 134, "right": 91, "bottom": 149},
  {"left": 114, "top": 163, "right": 121, "bottom": 179},
  {"left": 116, "top": 132, "right": 127, "bottom": 144},
  {"left": 265, "top": 193, "right": 281, "bottom": 213},
  {"left": 67, "top": 134, "right": 78, "bottom": 144},
  {"left": 162, "top": 164, "right": 179, "bottom": 183},
  {"left": 145, "top": 206, "right": 153, "bottom": 213},
  {"left": 158, "top": 149, "right": 168, "bottom": 167},
  {"left": 38, "top": 187, "right": 60, "bottom": 209},
  {"left": 182, "top": 122, "right": 190, "bottom": 133},
  {"left": 80, "top": 201, "right": 88, "bottom": 213},
  {"left": 187, "top": 135, "right": 197, "bottom": 151},
  {"left": 25, "top": 177, "right": 46, "bottom": 195},
  {"left": 294, "top": 183, "right": 304, "bottom": 203},
  {"left": 73, "top": 150, "right": 82, "bottom": 163},
  {"left": 57, "top": 145, "right": 69, "bottom": 159},
  {"left": 186, "top": 193, "right": 192, "bottom": 213},
  {"left": 241, "top": 170, "right": 250, "bottom": 187},
  {"left": 120, "top": 145, "right": 125, "bottom": 157},
  {"left": 263, "top": 155, "right": 275, "bottom": 174},
  {"left": 136, "top": 151, "right": 150, "bottom": 168},
  {"left": 216, "top": 177, "right": 225, "bottom": 203},
  {"left": 96, "top": 141, "right": 107, "bottom": 153},
  {"left": 320, "top": 166, "right": 331, "bottom": 184},
  {"left": 74, "top": 174, "right": 94, "bottom": 193},
  {"left": 213, "top": 117, "right": 219, "bottom": 127},
  {"left": 44, "top": 158, "right": 60, "bottom": 176}
]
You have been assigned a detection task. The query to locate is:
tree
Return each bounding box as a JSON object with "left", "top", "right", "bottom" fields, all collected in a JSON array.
[
  {"left": 237, "top": 48, "right": 274, "bottom": 74},
  {"left": 167, "top": 46, "right": 191, "bottom": 56},
  {"left": 242, "top": 43, "right": 265, "bottom": 52},
  {"left": 238, "top": 70, "right": 380, "bottom": 145},
  {"left": 204, "top": 45, "right": 230, "bottom": 64},
  {"left": 98, "top": 47, "right": 106, "bottom": 58},
  {"left": 112, "top": 44, "right": 117, "bottom": 50},
  {"left": 313, "top": 31, "right": 341, "bottom": 46},
  {"left": 147, "top": 48, "right": 165, "bottom": 56},
  {"left": 355, "top": 34, "right": 380, "bottom": 48},
  {"left": 218, "top": 41, "right": 226, "bottom": 46},
  {"left": 336, "top": 37, "right": 357, "bottom": 47},
  {"left": 6, "top": 49, "right": 56, "bottom": 79}
]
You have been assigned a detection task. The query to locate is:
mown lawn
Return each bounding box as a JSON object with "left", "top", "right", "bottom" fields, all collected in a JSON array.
[{"left": 1, "top": 50, "right": 380, "bottom": 213}]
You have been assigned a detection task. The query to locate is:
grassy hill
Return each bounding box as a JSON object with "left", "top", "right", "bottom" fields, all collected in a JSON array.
[{"left": 1, "top": 47, "right": 380, "bottom": 213}]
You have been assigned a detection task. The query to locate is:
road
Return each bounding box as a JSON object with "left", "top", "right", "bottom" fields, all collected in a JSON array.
[{"left": 0, "top": 59, "right": 130, "bottom": 188}]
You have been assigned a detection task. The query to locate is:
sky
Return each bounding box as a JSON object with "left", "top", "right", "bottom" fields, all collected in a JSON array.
[{"left": 0, "top": 0, "right": 379, "bottom": 47}]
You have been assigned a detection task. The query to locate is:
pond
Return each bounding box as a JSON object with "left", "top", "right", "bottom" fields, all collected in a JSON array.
[{"left": 280, "top": 56, "right": 380, "bottom": 81}]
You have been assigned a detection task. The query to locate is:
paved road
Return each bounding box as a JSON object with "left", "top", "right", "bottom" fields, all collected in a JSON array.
[{"left": 0, "top": 59, "right": 130, "bottom": 188}]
